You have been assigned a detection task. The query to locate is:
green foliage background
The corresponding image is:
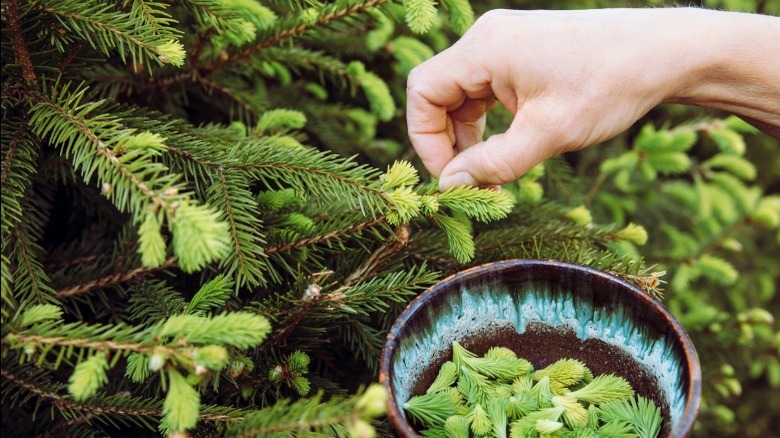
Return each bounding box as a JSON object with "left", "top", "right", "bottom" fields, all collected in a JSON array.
[{"left": 1, "top": 0, "right": 778, "bottom": 436}]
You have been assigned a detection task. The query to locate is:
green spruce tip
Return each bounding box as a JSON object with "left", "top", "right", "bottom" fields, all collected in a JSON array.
[
  {"left": 462, "top": 346, "right": 533, "bottom": 380},
  {"left": 506, "top": 390, "right": 538, "bottom": 419},
  {"left": 533, "top": 358, "right": 587, "bottom": 387},
  {"left": 553, "top": 395, "right": 589, "bottom": 428},
  {"left": 444, "top": 415, "right": 471, "bottom": 438},
  {"left": 68, "top": 352, "right": 110, "bottom": 401},
  {"left": 403, "top": 391, "right": 456, "bottom": 428},
  {"left": 427, "top": 361, "right": 459, "bottom": 393},
  {"left": 469, "top": 403, "right": 491, "bottom": 435},
  {"left": 487, "top": 398, "right": 509, "bottom": 438},
  {"left": 161, "top": 368, "right": 200, "bottom": 434},
  {"left": 567, "top": 374, "right": 634, "bottom": 404},
  {"left": 403, "top": 0, "right": 438, "bottom": 34},
  {"left": 19, "top": 304, "right": 63, "bottom": 327}
]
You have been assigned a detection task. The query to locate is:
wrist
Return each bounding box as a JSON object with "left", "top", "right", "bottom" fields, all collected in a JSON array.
[{"left": 662, "top": 8, "right": 780, "bottom": 126}]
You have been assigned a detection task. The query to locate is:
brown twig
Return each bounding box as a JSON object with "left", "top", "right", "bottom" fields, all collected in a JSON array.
[
  {"left": 56, "top": 257, "right": 176, "bottom": 299},
  {"left": 58, "top": 41, "right": 86, "bottom": 73},
  {"left": 190, "top": 29, "right": 214, "bottom": 64},
  {"left": 1, "top": 119, "right": 29, "bottom": 186},
  {"left": 265, "top": 217, "right": 386, "bottom": 254},
  {"left": 45, "top": 254, "right": 103, "bottom": 271},
  {"left": 198, "top": 76, "right": 257, "bottom": 116},
  {"left": 265, "top": 224, "right": 408, "bottom": 347},
  {"left": 6, "top": 0, "right": 37, "bottom": 84}
]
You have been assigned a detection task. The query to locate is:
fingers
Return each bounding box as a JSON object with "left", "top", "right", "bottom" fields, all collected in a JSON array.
[
  {"left": 407, "top": 53, "right": 492, "bottom": 177},
  {"left": 450, "top": 97, "right": 494, "bottom": 152},
  {"left": 438, "top": 110, "right": 559, "bottom": 191}
]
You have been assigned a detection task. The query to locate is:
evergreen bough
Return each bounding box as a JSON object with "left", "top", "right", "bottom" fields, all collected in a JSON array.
[{"left": 2, "top": 0, "right": 776, "bottom": 436}]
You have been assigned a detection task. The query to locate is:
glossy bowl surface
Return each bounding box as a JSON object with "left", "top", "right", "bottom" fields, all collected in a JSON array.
[{"left": 379, "top": 260, "right": 701, "bottom": 437}]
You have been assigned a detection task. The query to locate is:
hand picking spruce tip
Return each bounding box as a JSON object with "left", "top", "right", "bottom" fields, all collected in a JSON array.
[{"left": 403, "top": 341, "right": 663, "bottom": 437}]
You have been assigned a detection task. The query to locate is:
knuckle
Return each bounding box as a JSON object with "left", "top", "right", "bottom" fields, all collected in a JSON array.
[
  {"left": 469, "top": 10, "right": 505, "bottom": 40},
  {"left": 406, "top": 65, "right": 422, "bottom": 89},
  {"left": 406, "top": 63, "right": 431, "bottom": 94},
  {"left": 475, "top": 9, "right": 505, "bottom": 24},
  {"left": 479, "top": 139, "right": 519, "bottom": 183}
]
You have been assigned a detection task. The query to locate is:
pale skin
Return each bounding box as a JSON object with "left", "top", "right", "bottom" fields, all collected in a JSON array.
[{"left": 406, "top": 8, "right": 780, "bottom": 191}]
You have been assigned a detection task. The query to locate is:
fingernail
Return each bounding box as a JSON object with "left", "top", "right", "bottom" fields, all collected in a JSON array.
[{"left": 439, "top": 171, "right": 476, "bottom": 191}]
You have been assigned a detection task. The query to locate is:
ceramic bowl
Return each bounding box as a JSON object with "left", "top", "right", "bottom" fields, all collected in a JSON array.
[{"left": 379, "top": 259, "right": 701, "bottom": 437}]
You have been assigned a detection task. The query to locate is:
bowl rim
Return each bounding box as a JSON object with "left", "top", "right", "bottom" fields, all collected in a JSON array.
[{"left": 379, "top": 259, "right": 701, "bottom": 438}]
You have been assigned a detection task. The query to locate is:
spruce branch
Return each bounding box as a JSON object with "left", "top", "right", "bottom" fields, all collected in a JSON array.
[
  {"left": 233, "top": 142, "right": 386, "bottom": 214},
  {"left": 209, "top": 169, "right": 267, "bottom": 287},
  {"left": 56, "top": 257, "right": 175, "bottom": 299},
  {"left": 10, "top": 226, "right": 58, "bottom": 306},
  {"left": 226, "top": 387, "right": 386, "bottom": 437},
  {"left": 1, "top": 119, "right": 29, "bottom": 187},
  {"left": 264, "top": 285, "right": 321, "bottom": 348},
  {"left": 29, "top": 85, "right": 183, "bottom": 218},
  {"left": 1, "top": 119, "right": 39, "bottom": 239},
  {"left": 264, "top": 228, "right": 408, "bottom": 347},
  {"left": 7, "top": 328, "right": 172, "bottom": 356},
  {"left": 5, "top": 0, "right": 37, "bottom": 84},
  {"left": 35, "top": 0, "right": 186, "bottom": 68},
  {"left": 206, "top": 0, "right": 393, "bottom": 74},
  {"left": 45, "top": 253, "right": 102, "bottom": 271},
  {"left": 127, "top": 0, "right": 181, "bottom": 37},
  {"left": 174, "top": 0, "right": 244, "bottom": 31},
  {"left": 197, "top": 76, "right": 259, "bottom": 117},
  {"left": 266, "top": 217, "right": 387, "bottom": 254},
  {"left": 135, "top": 0, "right": 392, "bottom": 92},
  {"left": 329, "top": 224, "right": 411, "bottom": 292},
  {"left": 243, "top": 47, "right": 356, "bottom": 90},
  {"left": 1, "top": 367, "right": 246, "bottom": 428}
]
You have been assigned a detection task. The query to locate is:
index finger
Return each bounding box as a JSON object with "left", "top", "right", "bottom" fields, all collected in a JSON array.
[{"left": 406, "top": 52, "right": 493, "bottom": 177}]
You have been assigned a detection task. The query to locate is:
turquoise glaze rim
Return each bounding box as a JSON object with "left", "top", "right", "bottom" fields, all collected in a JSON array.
[{"left": 379, "top": 259, "right": 701, "bottom": 437}]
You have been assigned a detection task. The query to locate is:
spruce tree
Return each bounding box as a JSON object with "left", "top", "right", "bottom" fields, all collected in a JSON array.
[{"left": 2, "top": 0, "right": 777, "bottom": 436}]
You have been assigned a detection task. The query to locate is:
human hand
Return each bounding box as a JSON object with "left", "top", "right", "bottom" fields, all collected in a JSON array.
[{"left": 406, "top": 8, "right": 780, "bottom": 191}]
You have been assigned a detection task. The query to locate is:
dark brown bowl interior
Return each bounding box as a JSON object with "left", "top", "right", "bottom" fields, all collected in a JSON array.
[{"left": 379, "top": 260, "right": 701, "bottom": 437}]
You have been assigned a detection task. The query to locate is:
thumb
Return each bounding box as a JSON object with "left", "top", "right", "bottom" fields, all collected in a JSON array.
[{"left": 438, "top": 116, "right": 556, "bottom": 191}]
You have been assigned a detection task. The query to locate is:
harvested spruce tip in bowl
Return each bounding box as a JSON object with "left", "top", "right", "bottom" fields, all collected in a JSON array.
[
  {"left": 380, "top": 260, "right": 701, "bottom": 438},
  {"left": 403, "top": 341, "right": 663, "bottom": 437}
]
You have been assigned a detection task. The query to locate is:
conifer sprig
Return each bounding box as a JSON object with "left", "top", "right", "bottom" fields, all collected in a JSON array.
[
  {"left": 1, "top": 364, "right": 250, "bottom": 432},
  {"left": 34, "top": 0, "right": 186, "bottom": 68},
  {"left": 208, "top": 169, "right": 268, "bottom": 287},
  {"left": 1, "top": 119, "right": 38, "bottom": 240},
  {"left": 234, "top": 141, "right": 386, "bottom": 215},
  {"left": 208, "top": 0, "right": 394, "bottom": 73},
  {"left": 225, "top": 385, "right": 387, "bottom": 437},
  {"left": 6, "top": 198, "right": 58, "bottom": 307},
  {"left": 28, "top": 81, "right": 230, "bottom": 272}
]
